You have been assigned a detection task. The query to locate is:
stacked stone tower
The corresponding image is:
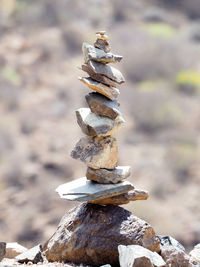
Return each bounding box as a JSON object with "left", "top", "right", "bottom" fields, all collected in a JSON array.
[{"left": 56, "top": 31, "right": 148, "bottom": 206}]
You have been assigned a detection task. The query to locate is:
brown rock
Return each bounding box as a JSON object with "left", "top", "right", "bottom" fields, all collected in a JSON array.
[
  {"left": 0, "top": 242, "right": 6, "bottom": 262},
  {"left": 44, "top": 204, "right": 160, "bottom": 266},
  {"left": 160, "top": 246, "right": 189, "bottom": 267},
  {"left": 71, "top": 136, "right": 118, "bottom": 169},
  {"left": 94, "top": 38, "right": 111, "bottom": 53},
  {"left": 86, "top": 166, "right": 131, "bottom": 184},
  {"left": 85, "top": 92, "right": 121, "bottom": 119},
  {"left": 79, "top": 76, "right": 119, "bottom": 100},
  {"left": 88, "top": 60, "right": 125, "bottom": 84},
  {"left": 82, "top": 64, "right": 116, "bottom": 87},
  {"left": 89, "top": 189, "right": 149, "bottom": 205}
]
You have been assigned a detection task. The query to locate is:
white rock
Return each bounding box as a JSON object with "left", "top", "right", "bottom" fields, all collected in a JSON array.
[
  {"left": 190, "top": 244, "right": 200, "bottom": 265},
  {"left": 5, "top": 242, "right": 27, "bottom": 258}
]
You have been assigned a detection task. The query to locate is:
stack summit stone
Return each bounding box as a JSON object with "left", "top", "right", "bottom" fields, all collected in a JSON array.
[{"left": 44, "top": 31, "right": 160, "bottom": 266}]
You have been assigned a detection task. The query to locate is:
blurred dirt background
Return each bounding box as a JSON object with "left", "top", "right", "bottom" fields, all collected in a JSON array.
[{"left": 0, "top": 0, "right": 200, "bottom": 252}]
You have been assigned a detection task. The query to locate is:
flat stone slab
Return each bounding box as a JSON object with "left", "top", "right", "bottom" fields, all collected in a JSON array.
[
  {"left": 86, "top": 166, "right": 131, "bottom": 184},
  {"left": 89, "top": 189, "right": 149, "bottom": 205},
  {"left": 82, "top": 64, "right": 117, "bottom": 87},
  {"left": 85, "top": 92, "right": 121, "bottom": 119},
  {"left": 79, "top": 77, "right": 119, "bottom": 101},
  {"left": 82, "top": 42, "right": 122, "bottom": 64},
  {"left": 76, "top": 108, "right": 125, "bottom": 137},
  {"left": 56, "top": 177, "right": 134, "bottom": 202},
  {"left": 88, "top": 60, "right": 125, "bottom": 84},
  {"left": 71, "top": 135, "right": 118, "bottom": 169}
]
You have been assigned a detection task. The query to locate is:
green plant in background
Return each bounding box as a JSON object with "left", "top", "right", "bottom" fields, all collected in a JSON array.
[
  {"left": 176, "top": 70, "right": 200, "bottom": 95},
  {"left": 143, "top": 22, "right": 177, "bottom": 38},
  {"left": 138, "top": 79, "right": 164, "bottom": 92},
  {"left": 1, "top": 66, "right": 21, "bottom": 85}
]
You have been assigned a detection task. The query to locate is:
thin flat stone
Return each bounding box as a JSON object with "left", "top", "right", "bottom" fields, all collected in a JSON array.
[
  {"left": 89, "top": 189, "right": 149, "bottom": 205},
  {"left": 82, "top": 42, "right": 122, "bottom": 64},
  {"left": 71, "top": 135, "right": 118, "bottom": 169},
  {"left": 85, "top": 92, "right": 121, "bottom": 119},
  {"left": 88, "top": 60, "right": 125, "bottom": 84},
  {"left": 86, "top": 166, "right": 131, "bottom": 184},
  {"left": 82, "top": 64, "right": 116, "bottom": 87},
  {"left": 79, "top": 77, "right": 119, "bottom": 101},
  {"left": 56, "top": 177, "right": 134, "bottom": 202},
  {"left": 76, "top": 108, "right": 125, "bottom": 137}
]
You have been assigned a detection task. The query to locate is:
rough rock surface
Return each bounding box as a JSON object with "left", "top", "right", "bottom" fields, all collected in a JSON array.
[
  {"left": 157, "top": 235, "right": 185, "bottom": 251},
  {"left": 79, "top": 76, "right": 119, "bottom": 100},
  {"left": 82, "top": 64, "right": 117, "bottom": 87},
  {"left": 71, "top": 135, "right": 118, "bottom": 169},
  {"left": 89, "top": 189, "right": 149, "bottom": 205},
  {"left": 5, "top": 242, "right": 27, "bottom": 258},
  {"left": 85, "top": 92, "right": 121, "bottom": 119},
  {"left": 88, "top": 60, "right": 125, "bottom": 84},
  {"left": 56, "top": 176, "right": 134, "bottom": 202},
  {"left": 118, "top": 245, "right": 165, "bottom": 267},
  {"left": 189, "top": 244, "right": 200, "bottom": 266},
  {"left": 160, "top": 246, "right": 189, "bottom": 267},
  {"left": 0, "top": 242, "right": 6, "bottom": 262},
  {"left": 76, "top": 108, "right": 124, "bottom": 137},
  {"left": 94, "top": 38, "right": 111, "bottom": 53},
  {"left": 82, "top": 42, "right": 122, "bottom": 64},
  {"left": 44, "top": 204, "right": 160, "bottom": 266},
  {"left": 86, "top": 166, "right": 131, "bottom": 184},
  {"left": 16, "top": 244, "right": 44, "bottom": 264}
]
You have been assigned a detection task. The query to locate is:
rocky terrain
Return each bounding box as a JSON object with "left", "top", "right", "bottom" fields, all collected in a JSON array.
[{"left": 0, "top": 0, "right": 200, "bottom": 260}]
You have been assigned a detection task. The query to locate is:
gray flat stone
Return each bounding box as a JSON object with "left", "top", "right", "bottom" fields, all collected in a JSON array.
[
  {"left": 79, "top": 77, "right": 119, "bottom": 101},
  {"left": 88, "top": 60, "right": 125, "bottom": 84},
  {"left": 76, "top": 108, "right": 125, "bottom": 137},
  {"left": 86, "top": 166, "right": 131, "bottom": 184},
  {"left": 56, "top": 177, "right": 134, "bottom": 202},
  {"left": 85, "top": 92, "right": 121, "bottom": 119},
  {"left": 82, "top": 42, "right": 122, "bottom": 64}
]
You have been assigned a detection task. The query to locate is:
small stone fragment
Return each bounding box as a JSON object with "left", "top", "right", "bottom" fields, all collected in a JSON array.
[
  {"left": 118, "top": 245, "right": 165, "bottom": 267},
  {"left": 160, "top": 246, "right": 189, "bottom": 267},
  {"left": 86, "top": 165, "right": 131, "bottom": 184},
  {"left": 94, "top": 38, "right": 111, "bottom": 53},
  {"left": 82, "top": 64, "right": 116, "bottom": 87},
  {"left": 71, "top": 135, "right": 118, "bottom": 169},
  {"left": 85, "top": 92, "right": 121, "bottom": 119},
  {"left": 56, "top": 177, "right": 134, "bottom": 202},
  {"left": 0, "top": 242, "right": 6, "bottom": 262},
  {"left": 157, "top": 235, "right": 185, "bottom": 251},
  {"left": 5, "top": 242, "right": 27, "bottom": 258},
  {"left": 82, "top": 42, "right": 122, "bottom": 64},
  {"left": 16, "top": 244, "right": 44, "bottom": 264},
  {"left": 96, "top": 33, "right": 109, "bottom": 40},
  {"left": 44, "top": 204, "right": 160, "bottom": 266},
  {"left": 79, "top": 77, "right": 119, "bottom": 100},
  {"left": 189, "top": 244, "right": 200, "bottom": 266},
  {"left": 89, "top": 189, "right": 149, "bottom": 205},
  {"left": 76, "top": 108, "right": 125, "bottom": 137},
  {"left": 96, "top": 30, "right": 107, "bottom": 35},
  {"left": 88, "top": 60, "right": 125, "bottom": 84}
]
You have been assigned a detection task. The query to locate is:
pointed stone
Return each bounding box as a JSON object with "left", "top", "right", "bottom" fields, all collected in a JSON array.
[
  {"left": 56, "top": 177, "right": 134, "bottom": 202},
  {"left": 94, "top": 39, "right": 111, "bottom": 53},
  {"left": 85, "top": 92, "right": 121, "bottom": 119},
  {"left": 71, "top": 136, "right": 118, "bottom": 169},
  {"left": 79, "top": 77, "right": 119, "bottom": 100},
  {"left": 88, "top": 60, "right": 125, "bottom": 84},
  {"left": 86, "top": 166, "right": 131, "bottom": 184},
  {"left": 76, "top": 108, "right": 125, "bottom": 137},
  {"left": 16, "top": 245, "right": 44, "bottom": 264},
  {"left": 82, "top": 64, "right": 117, "bottom": 87},
  {"left": 89, "top": 189, "right": 149, "bottom": 205},
  {"left": 82, "top": 42, "right": 122, "bottom": 64}
]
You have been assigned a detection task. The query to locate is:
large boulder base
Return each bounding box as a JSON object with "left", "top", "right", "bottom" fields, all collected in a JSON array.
[{"left": 44, "top": 204, "right": 160, "bottom": 266}]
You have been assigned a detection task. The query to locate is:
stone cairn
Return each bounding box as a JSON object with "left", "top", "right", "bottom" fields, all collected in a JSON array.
[{"left": 44, "top": 31, "right": 161, "bottom": 266}]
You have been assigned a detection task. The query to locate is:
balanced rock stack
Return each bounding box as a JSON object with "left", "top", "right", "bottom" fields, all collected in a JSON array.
[
  {"left": 56, "top": 31, "right": 148, "bottom": 205},
  {"left": 44, "top": 32, "right": 161, "bottom": 266}
]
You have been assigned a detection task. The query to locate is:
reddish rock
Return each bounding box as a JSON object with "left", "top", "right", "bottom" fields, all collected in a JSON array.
[
  {"left": 44, "top": 204, "right": 160, "bottom": 266},
  {"left": 160, "top": 246, "right": 189, "bottom": 267}
]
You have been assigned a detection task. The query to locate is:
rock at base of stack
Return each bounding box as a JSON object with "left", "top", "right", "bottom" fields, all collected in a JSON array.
[{"left": 44, "top": 204, "right": 160, "bottom": 266}]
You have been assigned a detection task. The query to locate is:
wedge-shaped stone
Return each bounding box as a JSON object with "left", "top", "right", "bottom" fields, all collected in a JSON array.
[
  {"left": 82, "top": 42, "right": 122, "bottom": 64},
  {"left": 86, "top": 166, "right": 131, "bottom": 184},
  {"left": 56, "top": 177, "right": 134, "bottom": 202},
  {"left": 89, "top": 189, "right": 149, "bottom": 205},
  {"left": 82, "top": 64, "right": 117, "bottom": 87},
  {"left": 94, "top": 38, "right": 111, "bottom": 53},
  {"left": 85, "top": 92, "right": 121, "bottom": 119},
  {"left": 76, "top": 108, "right": 124, "bottom": 137},
  {"left": 71, "top": 136, "right": 118, "bottom": 169},
  {"left": 88, "top": 60, "right": 125, "bottom": 84},
  {"left": 79, "top": 77, "right": 119, "bottom": 101}
]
